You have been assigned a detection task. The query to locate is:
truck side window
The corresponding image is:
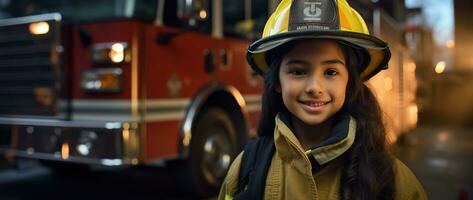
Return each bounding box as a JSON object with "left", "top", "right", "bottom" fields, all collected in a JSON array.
[
  {"left": 134, "top": 0, "right": 158, "bottom": 21},
  {"left": 222, "top": 0, "right": 268, "bottom": 39},
  {"left": 222, "top": 1, "right": 245, "bottom": 38},
  {"left": 162, "top": 0, "right": 183, "bottom": 27},
  {"left": 163, "top": 0, "right": 212, "bottom": 34},
  {"left": 252, "top": 0, "right": 269, "bottom": 35}
]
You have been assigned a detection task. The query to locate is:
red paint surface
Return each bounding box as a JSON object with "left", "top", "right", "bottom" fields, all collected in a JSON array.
[
  {"left": 143, "top": 121, "right": 180, "bottom": 161},
  {"left": 68, "top": 20, "right": 263, "bottom": 162}
]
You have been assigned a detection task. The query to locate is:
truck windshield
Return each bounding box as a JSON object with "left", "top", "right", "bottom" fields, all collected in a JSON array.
[{"left": 0, "top": 0, "right": 156, "bottom": 21}]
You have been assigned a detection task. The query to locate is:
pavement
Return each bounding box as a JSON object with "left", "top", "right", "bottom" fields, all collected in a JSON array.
[
  {"left": 396, "top": 126, "right": 473, "bottom": 200},
  {"left": 0, "top": 159, "right": 213, "bottom": 200}
]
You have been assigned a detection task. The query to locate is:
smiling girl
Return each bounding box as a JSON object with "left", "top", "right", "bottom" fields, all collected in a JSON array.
[{"left": 219, "top": 0, "right": 427, "bottom": 199}]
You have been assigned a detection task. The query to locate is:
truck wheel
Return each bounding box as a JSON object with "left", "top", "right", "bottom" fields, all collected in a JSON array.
[{"left": 187, "top": 108, "right": 240, "bottom": 197}]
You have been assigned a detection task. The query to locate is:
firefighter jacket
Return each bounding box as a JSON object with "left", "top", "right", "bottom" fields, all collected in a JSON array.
[{"left": 218, "top": 113, "right": 427, "bottom": 200}]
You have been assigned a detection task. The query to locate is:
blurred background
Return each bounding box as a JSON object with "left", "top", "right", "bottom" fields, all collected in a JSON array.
[{"left": 0, "top": 0, "right": 472, "bottom": 199}]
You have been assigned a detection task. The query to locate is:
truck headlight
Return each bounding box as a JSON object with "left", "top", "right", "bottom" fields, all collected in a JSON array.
[
  {"left": 91, "top": 42, "right": 130, "bottom": 64},
  {"left": 29, "top": 21, "right": 50, "bottom": 35},
  {"left": 80, "top": 68, "right": 123, "bottom": 92}
]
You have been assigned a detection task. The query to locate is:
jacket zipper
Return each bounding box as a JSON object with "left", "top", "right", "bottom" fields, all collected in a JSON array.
[{"left": 284, "top": 134, "right": 319, "bottom": 200}]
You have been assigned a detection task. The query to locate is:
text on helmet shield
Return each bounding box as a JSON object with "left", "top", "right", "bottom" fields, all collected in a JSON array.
[{"left": 289, "top": 0, "right": 340, "bottom": 31}]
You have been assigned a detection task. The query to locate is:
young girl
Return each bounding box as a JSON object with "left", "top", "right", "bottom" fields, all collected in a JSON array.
[{"left": 219, "top": 0, "right": 427, "bottom": 199}]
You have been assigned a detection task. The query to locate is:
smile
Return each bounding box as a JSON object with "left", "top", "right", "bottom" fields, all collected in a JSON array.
[
  {"left": 299, "top": 100, "right": 331, "bottom": 113},
  {"left": 300, "top": 100, "right": 331, "bottom": 107}
]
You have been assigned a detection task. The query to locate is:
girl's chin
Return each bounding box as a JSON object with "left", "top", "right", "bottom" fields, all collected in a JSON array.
[
  {"left": 299, "top": 116, "right": 328, "bottom": 126},
  {"left": 302, "top": 120, "right": 326, "bottom": 126}
]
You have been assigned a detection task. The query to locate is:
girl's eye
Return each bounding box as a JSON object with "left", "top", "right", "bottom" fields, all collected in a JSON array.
[
  {"left": 325, "top": 69, "right": 339, "bottom": 76},
  {"left": 289, "top": 69, "right": 307, "bottom": 76}
]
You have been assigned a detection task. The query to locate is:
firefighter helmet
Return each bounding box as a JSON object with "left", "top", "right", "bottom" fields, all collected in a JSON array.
[{"left": 247, "top": 0, "right": 391, "bottom": 80}]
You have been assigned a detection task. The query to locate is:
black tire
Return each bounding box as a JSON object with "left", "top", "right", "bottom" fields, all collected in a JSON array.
[{"left": 182, "top": 107, "right": 241, "bottom": 197}]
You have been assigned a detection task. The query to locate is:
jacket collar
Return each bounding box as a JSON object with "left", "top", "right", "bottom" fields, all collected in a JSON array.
[{"left": 274, "top": 111, "right": 356, "bottom": 166}]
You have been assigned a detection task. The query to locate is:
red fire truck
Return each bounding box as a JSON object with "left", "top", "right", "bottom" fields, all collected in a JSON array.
[
  {"left": 0, "top": 0, "right": 274, "bottom": 196},
  {"left": 0, "top": 0, "right": 419, "bottom": 197}
]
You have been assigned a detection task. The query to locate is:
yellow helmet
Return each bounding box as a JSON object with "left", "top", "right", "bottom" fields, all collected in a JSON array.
[{"left": 247, "top": 0, "right": 390, "bottom": 80}]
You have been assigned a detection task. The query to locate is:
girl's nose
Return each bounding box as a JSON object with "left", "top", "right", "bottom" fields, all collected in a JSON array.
[{"left": 305, "top": 75, "right": 324, "bottom": 96}]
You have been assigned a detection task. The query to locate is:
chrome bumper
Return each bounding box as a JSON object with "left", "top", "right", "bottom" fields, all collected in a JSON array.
[{"left": 0, "top": 118, "right": 140, "bottom": 166}]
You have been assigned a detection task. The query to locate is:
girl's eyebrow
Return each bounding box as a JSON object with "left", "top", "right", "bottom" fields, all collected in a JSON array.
[
  {"left": 284, "top": 58, "right": 345, "bottom": 66},
  {"left": 322, "top": 59, "right": 346, "bottom": 66},
  {"left": 284, "top": 59, "right": 309, "bottom": 66}
]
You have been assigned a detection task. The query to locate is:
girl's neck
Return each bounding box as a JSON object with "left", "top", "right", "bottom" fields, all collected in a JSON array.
[{"left": 290, "top": 116, "right": 334, "bottom": 150}]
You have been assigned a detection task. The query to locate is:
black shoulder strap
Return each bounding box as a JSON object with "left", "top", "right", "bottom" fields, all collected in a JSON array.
[{"left": 234, "top": 135, "right": 275, "bottom": 200}]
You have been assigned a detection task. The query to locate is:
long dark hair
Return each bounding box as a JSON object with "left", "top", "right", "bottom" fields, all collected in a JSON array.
[{"left": 257, "top": 40, "right": 395, "bottom": 200}]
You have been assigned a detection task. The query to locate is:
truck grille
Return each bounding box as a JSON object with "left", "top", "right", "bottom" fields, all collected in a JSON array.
[{"left": 0, "top": 13, "right": 63, "bottom": 117}]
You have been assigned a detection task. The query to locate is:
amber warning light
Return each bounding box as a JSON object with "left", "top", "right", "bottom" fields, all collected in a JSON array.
[{"left": 29, "top": 22, "right": 50, "bottom": 35}]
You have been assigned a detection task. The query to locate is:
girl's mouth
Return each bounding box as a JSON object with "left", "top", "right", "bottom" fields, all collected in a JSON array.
[
  {"left": 299, "top": 100, "right": 331, "bottom": 113},
  {"left": 300, "top": 100, "right": 331, "bottom": 107}
]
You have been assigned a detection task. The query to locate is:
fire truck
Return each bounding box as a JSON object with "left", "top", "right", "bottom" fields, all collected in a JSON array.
[
  {"left": 0, "top": 0, "right": 417, "bottom": 197},
  {"left": 0, "top": 0, "right": 276, "bottom": 196}
]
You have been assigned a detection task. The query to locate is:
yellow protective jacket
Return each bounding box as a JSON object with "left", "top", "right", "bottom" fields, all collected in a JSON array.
[{"left": 219, "top": 114, "right": 427, "bottom": 200}]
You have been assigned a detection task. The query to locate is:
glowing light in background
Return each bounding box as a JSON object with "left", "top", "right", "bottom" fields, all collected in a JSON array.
[
  {"left": 61, "top": 142, "right": 70, "bottom": 159},
  {"left": 409, "top": 105, "right": 418, "bottom": 115},
  {"left": 408, "top": 62, "right": 416, "bottom": 72},
  {"left": 437, "top": 131, "right": 449, "bottom": 143},
  {"left": 199, "top": 10, "right": 207, "bottom": 19},
  {"left": 409, "top": 104, "right": 418, "bottom": 125},
  {"left": 446, "top": 40, "right": 455, "bottom": 49},
  {"left": 435, "top": 61, "right": 446, "bottom": 74}
]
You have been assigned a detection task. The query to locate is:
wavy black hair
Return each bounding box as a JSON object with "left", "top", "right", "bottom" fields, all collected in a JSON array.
[{"left": 257, "top": 40, "right": 395, "bottom": 200}]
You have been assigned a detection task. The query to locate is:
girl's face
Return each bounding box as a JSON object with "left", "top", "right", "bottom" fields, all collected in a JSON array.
[{"left": 278, "top": 40, "right": 349, "bottom": 126}]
